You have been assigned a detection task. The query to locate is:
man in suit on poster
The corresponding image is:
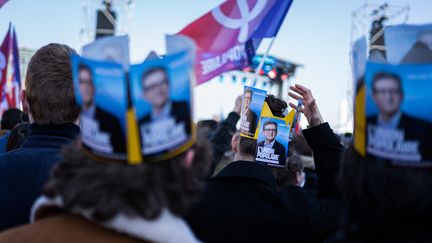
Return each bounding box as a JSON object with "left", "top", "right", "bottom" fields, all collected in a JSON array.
[
  {"left": 78, "top": 64, "right": 126, "bottom": 154},
  {"left": 367, "top": 71, "right": 432, "bottom": 161},
  {"left": 139, "top": 67, "right": 191, "bottom": 154},
  {"left": 240, "top": 88, "right": 258, "bottom": 136},
  {"left": 256, "top": 120, "right": 287, "bottom": 166}
]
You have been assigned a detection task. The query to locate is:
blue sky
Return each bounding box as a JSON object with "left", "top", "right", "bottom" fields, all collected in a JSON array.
[{"left": 1, "top": 0, "right": 431, "bottom": 131}]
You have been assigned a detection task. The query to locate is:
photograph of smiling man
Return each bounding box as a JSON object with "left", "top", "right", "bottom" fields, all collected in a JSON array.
[{"left": 256, "top": 117, "right": 289, "bottom": 166}]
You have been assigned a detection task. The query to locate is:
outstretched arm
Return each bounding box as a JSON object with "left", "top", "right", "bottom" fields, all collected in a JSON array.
[{"left": 289, "top": 84, "right": 344, "bottom": 239}]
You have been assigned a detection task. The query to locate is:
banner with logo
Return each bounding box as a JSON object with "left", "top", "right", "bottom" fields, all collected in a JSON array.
[{"left": 178, "top": 0, "right": 293, "bottom": 85}]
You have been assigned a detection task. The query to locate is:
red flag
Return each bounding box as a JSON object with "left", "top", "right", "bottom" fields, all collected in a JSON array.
[
  {"left": 0, "top": 0, "right": 9, "bottom": 9},
  {"left": 6, "top": 28, "right": 21, "bottom": 108},
  {"left": 0, "top": 24, "right": 20, "bottom": 113},
  {"left": 178, "top": 0, "right": 293, "bottom": 85},
  {"left": 0, "top": 25, "right": 11, "bottom": 101}
]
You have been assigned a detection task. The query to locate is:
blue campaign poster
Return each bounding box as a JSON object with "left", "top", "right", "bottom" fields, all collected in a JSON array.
[
  {"left": 129, "top": 50, "right": 193, "bottom": 159},
  {"left": 71, "top": 54, "right": 127, "bottom": 159},
  {"left": 255, "top": 116, "right": 290, "bottom": 167},
  {"left": 364, "top": 61, "right": 432, "bottom": 163},
  {"left": 239, "top": 85, "right": 267, "bottom": 138}
]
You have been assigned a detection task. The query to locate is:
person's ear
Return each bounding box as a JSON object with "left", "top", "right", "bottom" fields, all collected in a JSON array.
[
  {"left": 183, "top": 149, "right": 195, "bottom": 169},
  {"left": 296, "top": 171, "right": 305, "bottom": 187},
  {"left": 21, "top": 90, "right": 29, "bottom": 113},
  {"left": 231, "top": 134, "right": 240, "bottom": 153}
]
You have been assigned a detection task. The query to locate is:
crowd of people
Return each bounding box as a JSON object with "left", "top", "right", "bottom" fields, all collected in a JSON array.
[{"left": 0, "top": 42, "right": 429, "bottom": 243}]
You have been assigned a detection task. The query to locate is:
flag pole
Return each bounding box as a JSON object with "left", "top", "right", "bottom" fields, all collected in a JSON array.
[{"left": 254, "top": 37, "right": 276, "bottom": 77}]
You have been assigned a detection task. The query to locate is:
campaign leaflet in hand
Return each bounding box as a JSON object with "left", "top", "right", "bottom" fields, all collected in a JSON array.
[
  {"left": 385, "top": 24, "right": 432, "bottom": 65},
  {"left": 289, "top": 99, "right": 302, "bottom": 141},
  {"left": 255, "top": 116, "right": 290, "bottom": 167},
  {"left": 364, "top": 61, "right": 432, "bottom": 164},
  {"left": 130, "top": 50, "right": 194, "bottom": 161},
  {"left": 71, "top": 55, "right": 128, "bottom": 160},
  {"left": 239, "top": 86, "right": 267, "bottom": 138}
]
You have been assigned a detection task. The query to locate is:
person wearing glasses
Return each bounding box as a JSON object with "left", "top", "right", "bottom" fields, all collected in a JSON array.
[
  {"left": 256, "top": 120, "right": 286, "bottom": 166},
  {"left": 78, "top": 63, "right": 126, "bottom": 154},
  {"left": 367, "top": 71, "right": 432, "bottom": 162},
  {"left": 240, "top": 88, "right": 258, "bottom": 137},
  {"left": 139, "top": 67, "right": 191, "bottom": 154}
]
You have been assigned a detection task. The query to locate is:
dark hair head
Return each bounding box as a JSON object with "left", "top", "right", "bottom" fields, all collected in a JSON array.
[
  {"left": 341, "top": 145, "right": 432, "bottom": 240},
  {"left": 197, "top": 119, "right": 219, "bottom": 140},
  {"left": 372, "top": 72, "right": 403, "bottom": 94},
  {"left": 1, "top": 108, "right": 25, "bottom": 130},
  {"left": 6, "top": 122, "right": 30, "bottom": 152},
  {"left": 271, "top": 153, "right": 303, "bottom": 190},
  {"left": 141, "top": 67, "right": 168, "bottom": 90},
  {"left": 25, "top": 43, "right": 80, "bottom": 125},
  {"left": 42, "top": 134, "right": 212, "bottom": 222},
  {"left": 290, "top": 134, "right": 313, "bottom": 156},
  {"left": 244, "top": 88, "right": 253, "bottom": 97},
  {"left": 265, "top": 94, "right": 287, "bottom": 117},
  {"left": 238, "top": 136, "right": 257, "bottom": 157}
]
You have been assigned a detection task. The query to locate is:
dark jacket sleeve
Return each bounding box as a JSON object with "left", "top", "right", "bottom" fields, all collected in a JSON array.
[
  {"left": 301, "top": 122, "right": 345, "bottom": 240},
  {"left": 205, "top": 112, "right": 240, "bottom": 180}
]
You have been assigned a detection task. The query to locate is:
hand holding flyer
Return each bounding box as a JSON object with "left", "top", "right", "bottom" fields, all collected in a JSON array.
[{"left": 249, "top": 93, "right": 296, "bottom": 168}]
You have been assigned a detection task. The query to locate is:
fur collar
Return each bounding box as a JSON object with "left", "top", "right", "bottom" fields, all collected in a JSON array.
[{"left": 31, "top": 196, "right": 201, "bottom": 243}]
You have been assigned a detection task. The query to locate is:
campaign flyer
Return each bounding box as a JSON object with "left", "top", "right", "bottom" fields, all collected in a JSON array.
[
  {"left": 364, "top": 61, "right": 432, "bottom": 163},
  {"left": 71, "top": 54, "right": 128, "bottom": 159},
  {"left": 130, "top": 50, "right": 194, "bottom": 161},
  {"left": 239, "top": 86, "right": 267, "bottom": 138},
  {"left": 255, "top": 116, "right": 290, "bottom": 167}
]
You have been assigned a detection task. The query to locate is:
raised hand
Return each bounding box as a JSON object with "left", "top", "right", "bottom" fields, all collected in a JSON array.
[
  {"left": 288, "top": 84, "right": 324, "bottom": 127},
  {"left": 233, "top": 95, "right": 242, "bottom": 114}
]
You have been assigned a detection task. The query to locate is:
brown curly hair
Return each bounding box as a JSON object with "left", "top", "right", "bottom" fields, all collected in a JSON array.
[{"left": 43, "top": 135, "right": 212, "bottom": 222}]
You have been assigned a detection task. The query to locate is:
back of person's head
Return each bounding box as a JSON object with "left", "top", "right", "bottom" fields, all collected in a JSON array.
[
  {"left": 272, "top": 154, "right": 304, "bottom": 190},
  {"left": 197, "top": 119, "right": 219, "bottom": 139},
  {"left": 341, "top": 145, "right": 432, "bottom": 241},
  {"left": 265, "top": 94, "right": 287, "bottom": 117},
  {"left": 1, "top": 108, "right": 25, "bottom": 130},
  {"left": 6, "top": 122, "right": 30, "bottom": 152},
  {"left": 290, "top": 133, "right": 313, "bottom": 157},
  {"left": 25, "top": 43, "right": 79, "bottom": 125},
  {"left": 237, "top": 94, "right": 288, "bottom": 158},
  {"left": 42, "top": 133, "right": 212, "bottom": 222}
]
